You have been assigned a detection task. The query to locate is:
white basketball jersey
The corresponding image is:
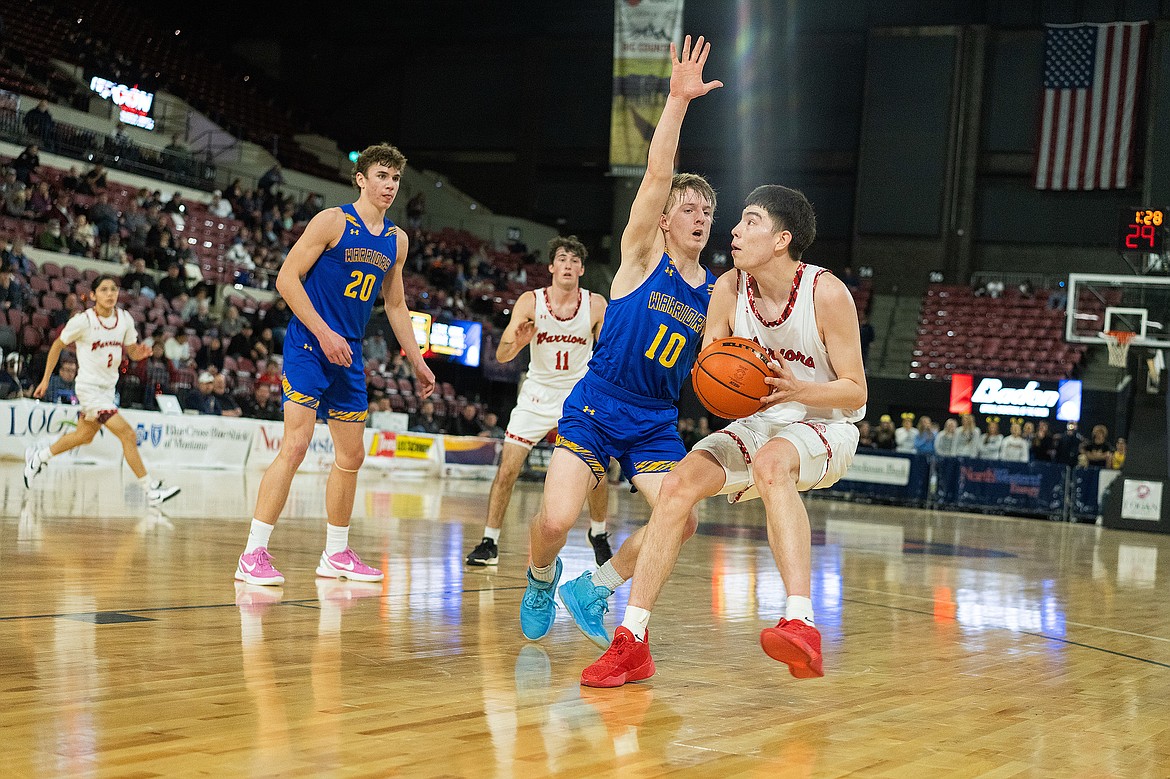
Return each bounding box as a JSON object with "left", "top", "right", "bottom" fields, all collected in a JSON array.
[
  {"left": 59, "top": 307, "right": 138, "bottom": 390},
  {"left": 733, "top": 264, "right": 865, "bottom": 424},
  {"left": 526, "top": 287, "right": 593, "bottom": 390}
]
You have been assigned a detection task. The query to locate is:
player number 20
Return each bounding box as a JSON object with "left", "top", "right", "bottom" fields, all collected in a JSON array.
[
  {"left": 644, "top": 323, "right": 686, "bottom": 368},
  {"left": 344, "top": 271, "right": 377, "bottom": 302}
]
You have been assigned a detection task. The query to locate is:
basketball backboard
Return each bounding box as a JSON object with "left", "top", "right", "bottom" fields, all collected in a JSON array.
[{"left": 1066, "top": 273, "right": 1170, "bottom": 349}]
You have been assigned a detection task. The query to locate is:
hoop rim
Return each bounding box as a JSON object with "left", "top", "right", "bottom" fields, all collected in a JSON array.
[{"left": 1102, "top": 330, "right": 1137, "bottom": 344}]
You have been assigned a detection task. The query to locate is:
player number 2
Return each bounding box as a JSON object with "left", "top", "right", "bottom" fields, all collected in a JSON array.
[
  {"left": 644, "top": 324, "right": 686, "bottom": 368},
  {"left": 554, "top": 350, "right": 570, "bottom": 371},
  {"left": 344, "top": 271, "right": 377, "bottom": 301}
]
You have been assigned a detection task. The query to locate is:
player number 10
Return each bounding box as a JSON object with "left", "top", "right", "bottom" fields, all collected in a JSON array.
[
  {"left": 644, "top": 323, "right": 686, "bottom": 368},
  {"left": 344, "top": 271, "right": 377, "bottom": 301}
]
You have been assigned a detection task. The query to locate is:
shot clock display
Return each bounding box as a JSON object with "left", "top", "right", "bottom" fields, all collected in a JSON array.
[{"left": 1118, "top": 207, "right": 1167, "bottom": 254}]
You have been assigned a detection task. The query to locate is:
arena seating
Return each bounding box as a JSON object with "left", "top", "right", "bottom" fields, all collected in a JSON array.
[{"left": 909, "top": 284, "right": 1085, "bottom": 381}]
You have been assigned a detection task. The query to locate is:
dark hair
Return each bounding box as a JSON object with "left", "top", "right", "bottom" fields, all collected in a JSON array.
[
  {"left": 94, "top": 273, "right": 121, "bottom": 290},
  {"left": 744, "top": 185, "right": 816, "bottom": 259},
  {"left": 351, "top": 143, "right": 407, "bottom": 187},
  {"left": 547, "top": 235, "right": 587, "bottom": 264}
]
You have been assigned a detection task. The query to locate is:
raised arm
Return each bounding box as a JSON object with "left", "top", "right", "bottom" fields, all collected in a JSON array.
[
  {"left": 701, "top": 269, "right": 738, "bottom": 349},
  {"left": 495, "top": 291, "right": 537, "bottom": 363},
  {"left": 615, "top": 35, "right": 723, "bottom": 287},
  {"left": 275, "top": 208, "right": 349, "bottom": 365},
  {"left": 383, "top": 230, "right": 436, "bottom": 398}
]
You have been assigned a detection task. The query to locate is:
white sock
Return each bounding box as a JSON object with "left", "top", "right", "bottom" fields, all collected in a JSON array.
[
  {"left": 785, "top": 595, "right": 815, "bottom": 625},
  {"left": 590, "top": 520, "right": 607, "bottom": 537},
  {"left": 529, "top": 561, "right": 555, "bottom": 583},
  {"left": 621, "top": 606, "right": 652, "bottom": 640},
  {"left": 483, "top": 526, "right": 501, "bottom": 543},
  {"left": 591, "top": 560, "right": 624, "bottom": 591},
  {"left": 38, "top": 446, "right": 53, "bottom": 463},
  {"left": 325, "top": 524, "right": 349, "bottom": 555},
  {"left": 245, "top": 519, "right": 274, "bottom": 554},
  {"left": 138, "top": 474, "right": 158, "bottom": 489}
]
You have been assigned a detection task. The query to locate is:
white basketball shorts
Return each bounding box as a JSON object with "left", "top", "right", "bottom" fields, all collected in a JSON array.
[{"left": 504, "top": 380, "right": 572, "bottom": 450}]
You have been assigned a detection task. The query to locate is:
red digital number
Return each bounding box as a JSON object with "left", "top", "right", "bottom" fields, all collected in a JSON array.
[{"left": 1125, "top": 223, "right": 1156, "bottom": 249}]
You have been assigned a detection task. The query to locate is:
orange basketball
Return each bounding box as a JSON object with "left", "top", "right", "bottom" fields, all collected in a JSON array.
[{"left": 691, "top": 337, "right": 773, "bottom": 419}]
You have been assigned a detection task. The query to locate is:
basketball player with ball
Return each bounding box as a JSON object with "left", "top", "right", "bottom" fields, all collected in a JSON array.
[{"left": 580, "top": 185, "right": 867, "bottom": 687}]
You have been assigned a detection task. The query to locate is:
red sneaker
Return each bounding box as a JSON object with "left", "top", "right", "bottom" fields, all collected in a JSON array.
[
  {"left": 581, "top": 626, "right": 655, "bottom": 688},
  {"left": 760, "top": 618, "right": 824, "bottom": 678}
]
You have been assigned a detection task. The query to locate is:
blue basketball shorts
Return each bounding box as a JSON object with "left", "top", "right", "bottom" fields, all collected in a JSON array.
[
  {"left": 554, "top": 373, "right": 685, "bottom": 483},
  {"left": 281, "top": 320, "right": 368, "bottom": 423}
]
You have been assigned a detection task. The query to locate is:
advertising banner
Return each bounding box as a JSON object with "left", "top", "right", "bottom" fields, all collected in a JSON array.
[
  {"left": 122, "top": 410, "right": 253, "bottom": 469},
  {"left": 442, "top": 435, "right": 502, "bottom": 480},
  {"left": 949, "top": 374, "right": 1082, "bottom": 422},
  {"left": 249, "top": 420, "right": 345, "bottom": 472},
  {"left": 0, "top": 400, "right": 123, "bottom": 464},
  {"left": 935, "top": 457, "right": 1067, "bottom": 516},
  {"left": 609, "top": 0, "right": 684, "bottom": 176},
  {"left": 827, "top": 451, "right": 929, "bottom": 503}
]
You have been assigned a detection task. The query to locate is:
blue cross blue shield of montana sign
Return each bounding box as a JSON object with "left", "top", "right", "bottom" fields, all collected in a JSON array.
[{"left": 150, "top": 424, "right": 163, "bottom": 448}]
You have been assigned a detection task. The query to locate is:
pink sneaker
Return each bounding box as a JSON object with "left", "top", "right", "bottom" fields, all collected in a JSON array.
[
  {"left": 316, "top": 548, "right": 384, "bottom": 582},
  {"left": 235, "top": 547, "right": 285, "bottom": 586}
]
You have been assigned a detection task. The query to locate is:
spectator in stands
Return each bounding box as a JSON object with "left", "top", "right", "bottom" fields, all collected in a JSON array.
[
  {"left": 979, "top": 418, "right": 1004, "bottom": 459},
  {"left": 51, "top": 293, "right": 82, "bottom": 329},
  {"left": 956, "top": 414, "right": 982, "bottom": 457},
  {"left": 78, "top": 164, "right": 108, "bottom": 195},
  {"left": 976, "top": 279, "right": 1005, "bottom": 299},
  {"left": 255, "top": 359, "right": 281, "bottom": 394},
  {"left": 141, "top": 342, "right": 174, "bottom": 408},
  {"left": 257, "top": 163, "right": 283, "bottom": 199},
  {"left": 61, "top": 166, "right": 82, "bottom": 193},
  {"left": 164, "top": 330, "right": 192, "bottom": 369},
  {"left": 1080, "top": 424, "right": 1113, "bottom": 468},
  {"left": 410, "top": 399, "right": 443, "bottom": 434},
  {"left": 12, "top": 144, "right": 39, "bottom": 186},
  {"left": 1021, "top": 421, "right": 1036, "bottom": 446},
  {"left": 121, "top": 201, "right": 151, "bottom": 255},
  {"left": 195, "top": 334, "right": 226, "bottom": 372},
  {"left": 185, "top": 372, "right": 218, "bottom": 414},
  {"left": 999, "top": 421, "right": 1030, "bottom": 462},
  {"left": 364, "top": 332, "right": 388, "bottom": 368},
  {"left": 1031, "top": 420, "right": 1055, "bottom": 462},
  {"left": 210, "top": 373, "right": 242, "bottom": 417},
  {"left": 0, "top": 268, "right": 25, "bottom": 311},
  {"left": 856, "top": 419, "right": 874, "bottom": 448},
  {"left": 387, "top": 352, "right": 414, "bottom": 380},
  {"left": 934, "top": 418, "right": 960, "bottom": 457},
  {"left": 1111, "top": 438, "right": 1126, "bottom": 470},
  {"left": 914, "top": 415, "right": 936, "bottom": 455},
  {"left": 1047, "top": 285, "right": 1068, "bottom": 311},
  {"left": 240, "top": 382, "right": 281, "bottom": 421},
  {"left": 97, "top": 234, "right": 127, "bottom": 265},
  {"left": 895, "top": 412, "right": 918, "bottom": 453},
  {"left": 67, "top": 214, "right": 97, "bottom": 256},
  {"left": 250, "top": 326, "right": 276, "bottom": 363},
  {"left": 146, "top": 231, "right": 179, "bottom": 270},
  {"left": 225, "top": 235, "right": 254, "bottom": 278},
  {"left": 859, "top": 313, "right": 875, "bottom": 366},
  {"left": 259, "top": 298, "right": 291, "bottom": 350},
  {"left": 227, "top": 322, "right": 255, "bottom": 359},
  {"left": 480, "top": 411, "right": 505, "bottom": 439},
  {"left": 122, "top": 257, "right": 156, "bottom": 299},
  {"left": 3, "top": 185, "right": 31, "bottom": 218},
  {"left": 451, "top": 403, "right": 483, "bottom": 437},
  {"left": 163, "top": 135, "right": 192, "bottom": 176},
  {"left": 157, "top": 263, "right": 188, "bottom": 301},
  {"left": 406, "top": 191, "right": 426, "bottom": 230},
  {"left": 47, "top": 193, "right": 75, "bottom": 232},
  {"left": 110, "top": 124, "right": 133, "bottom": 155},
  {"left": 209, "top": 190, "right": 234, "bottom": 219},
  {"left": 4, "top": 237, "right": 34, "bottom": 276},
  {"left": 28, "top": 181, "right": 53, "bottom": 220},
  {"left": 45, "top": 358, "right": 77, "bottom": 404},
  {"left": 1019, "top": 279, "right": 1035, "bottom": 299},
  {"left": 164, "top": 191, "right": 187, "bottom": 215},
  {"left": 218, "top": 304, "right": 246, "bottom": 339},
  {"left": 1054, "top": 421, "right": 1084, "bottom": 466},
  {"left": 88, "top": 192, "right": 120, "bottom": 241},
  {"left": 22, "top": 101, "right": 53, "bottom": 146},
  {"left": 873, "top": 415, "right": 896, "bottom": 450},
  {"left": 0, "top": 352, "right": 30, "bottom": 398}
]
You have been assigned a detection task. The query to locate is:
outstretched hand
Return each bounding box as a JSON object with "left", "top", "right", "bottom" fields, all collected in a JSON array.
[{"left": 670, "top": 35, "right": 723, "bottom": 101}]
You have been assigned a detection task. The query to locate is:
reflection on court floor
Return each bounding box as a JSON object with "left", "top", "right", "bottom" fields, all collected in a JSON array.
[{"left": 2, "top": 463, "right": 1169, "bottom": 776}]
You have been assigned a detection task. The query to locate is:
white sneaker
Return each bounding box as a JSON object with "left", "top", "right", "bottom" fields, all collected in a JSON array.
[
  {"left": 23, "top": 446, "right": 45, "bottom": 489},
  {"left": 147, "top": 481, "right": 181, "bottom": 506}
]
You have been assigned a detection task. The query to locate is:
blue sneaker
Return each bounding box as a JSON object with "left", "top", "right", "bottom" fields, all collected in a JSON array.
[
  {"left": 520, "top": 557, "right": 563, "bottom": 640},
  {"left": 559, "top": 570, "right": 613, "bottom": 648}
]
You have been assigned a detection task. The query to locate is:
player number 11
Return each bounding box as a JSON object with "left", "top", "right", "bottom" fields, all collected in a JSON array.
[{"left": 644, "top": 323, "right": 686, "bottom": 368}]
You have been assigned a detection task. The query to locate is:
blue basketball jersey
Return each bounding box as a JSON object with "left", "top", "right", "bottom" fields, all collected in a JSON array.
[
  {"left": 588, "top": 253, "right": 716, "bottom": 403},
  {"left": 295, "top": 203, "right": 398, "bottom": 342}
]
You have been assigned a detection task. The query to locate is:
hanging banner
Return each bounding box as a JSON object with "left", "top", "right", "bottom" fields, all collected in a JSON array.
[{"left": 609, "top": 0, "right": 684, "bottom": 176}]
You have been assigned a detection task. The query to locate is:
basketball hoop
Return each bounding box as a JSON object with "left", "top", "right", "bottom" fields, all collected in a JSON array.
[{"left": 1102, "top": 330, "right": 1136, "bottom": 367}]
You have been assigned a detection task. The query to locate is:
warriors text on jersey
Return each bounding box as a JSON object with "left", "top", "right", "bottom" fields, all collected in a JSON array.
[
  {"left": 733, "top": 263, "right": 866, "bottom": 424},
  {"left": 292, "top": 203, "right": 398, "bottom": 343},
  {"left": 526, "top": 288, "right": 594, "bottom": 390},
  {"left": 587, "top": 253, "right": 716, "bottom": 404},
  {"left": 60, "top": 308, "right": 138, "bottom": 390}
]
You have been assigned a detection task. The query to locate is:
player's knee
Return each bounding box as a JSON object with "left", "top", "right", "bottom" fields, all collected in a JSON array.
[
  {"left": 335, "top": 446, "right": 364, "bottom": 472},
  {"left": 279, "top": 435, "right": 311, "bottom": 465},
  {"left": 661, "top": 468, "right": 706, "bottom": 507},
  {"left": 79, "top": 428, "right": 98, "bottom": 445},
  {"left": 753, "top": 441, "right": 801, "bottom": 489}
]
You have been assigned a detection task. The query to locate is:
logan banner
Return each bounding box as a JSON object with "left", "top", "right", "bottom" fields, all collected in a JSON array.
[{"left": 609, "top": 0, "right": 684, "bottom": 176}]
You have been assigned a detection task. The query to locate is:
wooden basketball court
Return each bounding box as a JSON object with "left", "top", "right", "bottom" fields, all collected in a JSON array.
[{"left": 3, "top": 463, "right": 1169, "bottom": 776}]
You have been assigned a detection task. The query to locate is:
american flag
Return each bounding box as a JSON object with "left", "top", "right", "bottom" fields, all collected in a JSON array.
[{"left": 1034, "top": 22, "right": 1148, "bottom": 191}]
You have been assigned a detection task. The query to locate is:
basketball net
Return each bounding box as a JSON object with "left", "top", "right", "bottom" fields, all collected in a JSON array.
[{"left": 1102, "top": 330, "right": 1136, "bottom": 368}]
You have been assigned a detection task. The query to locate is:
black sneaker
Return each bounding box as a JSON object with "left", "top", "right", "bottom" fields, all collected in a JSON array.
[
  {"left": 588, "top": 530, "right": 613, "bottom": 566},
  {"left": 466, "top": 537, "right": 499, "bottom": 566}
]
